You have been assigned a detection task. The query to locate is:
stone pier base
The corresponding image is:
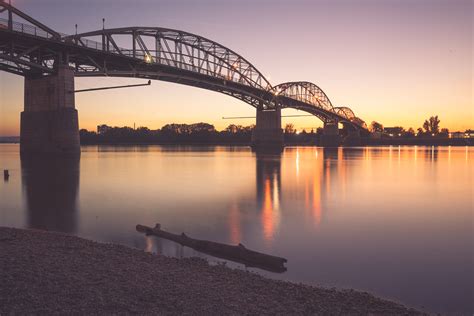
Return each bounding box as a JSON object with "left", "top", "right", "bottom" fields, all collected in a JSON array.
[
  {"left": 320, "top": 122, "right": 340, "bottom": 147},
  {"left": 20, "top": 65, "right": 80, "bottom": 155},
  {"left": 251, "top": 108, "right": 284, "bottom": 152},
  {"left": 343, "top": 129, "right": 361, "bottom": 146},
  {"left": 20, "top": 108, "right": 80, "bottom": 154}
]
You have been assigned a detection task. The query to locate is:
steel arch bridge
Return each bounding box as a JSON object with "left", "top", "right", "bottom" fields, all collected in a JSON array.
[{"left": 0, "top": 1, "right": 367, "bottom": 131}]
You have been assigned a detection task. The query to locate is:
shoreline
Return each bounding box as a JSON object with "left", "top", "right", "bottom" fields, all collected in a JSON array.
[
  {"left": 0, "top": 227, "right": 424, "bottom": 315},
  {"left": 1, "top": 138, "right": 473, "bottom": 147}
]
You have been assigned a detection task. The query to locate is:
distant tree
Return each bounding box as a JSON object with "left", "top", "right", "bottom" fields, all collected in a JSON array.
[
  {"left": 439, "top": 128, "right": 449, "bottom": 137},
  {"left": 244, "top": 124, "right": 256, "bottom": 132},
  {"left": 370, "top": 121, "right": 383, "bottom": 133},
  {"left": 97, "top": 124, "right": 111, "bottom": 135},
  {"left": 161, "top": 123, "right": 181, "bottom": 134},
  {"left": 301, "top": 129, "right": 307, "bottom": 135},
  {"left": 136, "top": 127, "right": 150, "bottom": 133},
  {"left": 423, "top": 115, "right": 440, "bottom": 134},
  {"left": 416, "top": 127, "right": 424, "bottom": 137},
  {"left": 190, "top": 122, "right": 215, "bottom": 133},
  {"left": 79, "top": 129, "right": 99, "bottom": 144},
  {"left": 225, "top": 124, "right": 239, "bottom": 133},
  {"left": 431, "top": 116, "right": 440, "bottom": 134},
  {"left": 389, "top": 126, "right": 405, "bottom": 136},
  {"left": 404, "top": 127, "right": 415, "bottom": 137},
  {"left": 135, "top": 126, "right": 151, "bottom": 138},
  {"left": 224, "top": 124, "right": 254, "bottom": 134},
  {"left": 284, "top": 123, "right": 296, "bottom": 134},
  {"left": 79, "top": 129, "right": 96, "bottom": 137}
]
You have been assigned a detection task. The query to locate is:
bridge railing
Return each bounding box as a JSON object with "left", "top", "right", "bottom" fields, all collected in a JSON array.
[
  {"left": 1, "top": 19, "right": 264, "bottom": 86},
  {"left": 0, "top": 18, "right": 56, "bottom": 39},
  {"left": 71, "top": 37, "right": 104, "bottom": 51}
]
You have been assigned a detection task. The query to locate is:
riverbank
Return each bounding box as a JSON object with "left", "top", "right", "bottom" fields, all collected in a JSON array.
[
  {"left": 2, "top": 138, "right": 473, "bottom": 146},
  {"left": 75, "top": 138, "right": 474, "bottom": 146},
  {"left": 0, "top": 227, "right": 423, "bottom": 315}
]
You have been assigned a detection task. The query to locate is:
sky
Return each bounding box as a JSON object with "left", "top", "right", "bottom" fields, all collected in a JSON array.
[{"left": 0, "top": 0, "right": 472, "bottom": 135}]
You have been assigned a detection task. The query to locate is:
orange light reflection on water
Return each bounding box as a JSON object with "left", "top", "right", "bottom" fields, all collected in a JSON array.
[
  {"left": 262, "top": 179, "right": 274, "bottom": 242},
  {"left": 261, "top": 175, "right": 280, "bottom": 244}
]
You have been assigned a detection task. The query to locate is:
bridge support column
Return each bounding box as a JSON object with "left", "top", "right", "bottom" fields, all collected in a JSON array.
[
  {"left": 320, "top": 121, "right": 340, "bottom": 147},
  {"left": 343, "top": 129, "right": 361, "bottom": 146},
  {"left": 20, "top": 65, "right": 80, "bottom": 155},
  {"left": 251, "top": 107, "right": 283, "bottom": 152}
]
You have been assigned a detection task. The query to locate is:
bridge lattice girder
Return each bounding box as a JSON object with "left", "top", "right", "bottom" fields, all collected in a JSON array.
[
  {"left": 274, "top": 81, "right": 335, "bottom": 113},
  {"left": 334, "top": 107, "right": 355, "bottom": 120},
  {"left": 65, "top": 27, "right": 273, "bottom": 93},
  {"left": 273, "top": 82, "right": 366, "bottom": 129},
  {"left": 334, "top": 107, "right": 367, "bottom": 129}
]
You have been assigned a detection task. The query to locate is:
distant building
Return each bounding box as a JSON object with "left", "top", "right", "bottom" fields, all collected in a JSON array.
[
  {"left": 451, "top": 130, "right": 474, "bottom": 139},
  {"left": 465, "top": 130, "right": 474, "bottom": 138},
  {"left": 383, "top": 127, "right": 404, "bottom": 137}
]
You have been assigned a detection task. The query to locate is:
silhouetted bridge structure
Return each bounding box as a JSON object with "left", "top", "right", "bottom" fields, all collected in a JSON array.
[{"left": 0, "top": 2, "right": 368, "bottom": 154}]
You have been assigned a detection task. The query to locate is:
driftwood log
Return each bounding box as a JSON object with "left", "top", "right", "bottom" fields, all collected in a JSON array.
[{"left": 136, "top": 224, "right": 287, "bottom": 273}]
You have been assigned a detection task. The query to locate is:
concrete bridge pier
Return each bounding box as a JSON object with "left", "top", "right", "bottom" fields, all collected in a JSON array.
[
  {"left": 20, "top": 65, "right": 80, "bottom": 155},
  {"left": 320, "top": 121, "right": 340, "bottom": 147},
  {"left": 251, "top": 107, "right": 284, "bottom": 152},
  {"left": 343, "top": 129, "right": 361, "bottom": 146}
]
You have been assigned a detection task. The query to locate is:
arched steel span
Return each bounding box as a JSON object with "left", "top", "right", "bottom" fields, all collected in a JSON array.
[
  {"left": 334, "top": 107, "right": 355, "bottom": 120},
  {"left": 333, "top": 107, "right": 367, "bottom": 129},
  {"left": 63, "top": 27, "right": 275, "bottom": 108},
  {"left": 0, "top": 2, "right": 368, "bottom": 130},
  {"left": 274, "top": 81, "right": 335, "bottom": 113},
  {"left": 273, "top": 82, "right": 366, "bottom": 129}
]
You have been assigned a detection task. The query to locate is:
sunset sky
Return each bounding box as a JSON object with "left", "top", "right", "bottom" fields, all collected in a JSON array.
[{"left": 0, "top": 0, "right": 472, "bottom": 136}]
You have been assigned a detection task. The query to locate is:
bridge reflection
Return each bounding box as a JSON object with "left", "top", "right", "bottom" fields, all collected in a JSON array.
[
  {"left": 21, "top": 155, "right": 79, "bottom": 233},
  {"left": 248, "top": 148, "right": 352, "bottom": 246},
  {"left": 256, "top": 153, "right": 282, "bottom": 244}
]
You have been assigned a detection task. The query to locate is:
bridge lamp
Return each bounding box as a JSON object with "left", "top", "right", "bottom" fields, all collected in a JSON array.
[{"left": 144, "top": 53, "right": 153, "bottom": 64}]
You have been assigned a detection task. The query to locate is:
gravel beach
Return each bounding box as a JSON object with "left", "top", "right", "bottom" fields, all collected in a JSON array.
[{"left": 0, "top": 227, "right": 424, "bottom": 315}]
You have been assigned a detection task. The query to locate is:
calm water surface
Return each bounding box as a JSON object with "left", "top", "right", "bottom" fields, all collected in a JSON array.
[{"left": 0, "top": 144, "right": 472, "bottom": 315}]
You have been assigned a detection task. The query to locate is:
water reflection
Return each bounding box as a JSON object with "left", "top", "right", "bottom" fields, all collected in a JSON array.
[
  {"left": 256, "top": 153, "right": 281, "bottom": 244},
  {"left": 1, "top": 145, "right": 470, "bottom": 315},
  {"left": 21, "top": 155, "right": 80, "bottom": 233}
]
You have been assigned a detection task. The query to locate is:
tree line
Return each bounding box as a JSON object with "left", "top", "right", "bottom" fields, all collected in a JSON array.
[
  {"left": 369, "top": 115, "right": 458, "bottom": 137},
  {"left": 81, "top": 123, "right": 254, "bottom": 144},
  {"left": 80, "top": 122, "right": 321, "bottom": 144}
]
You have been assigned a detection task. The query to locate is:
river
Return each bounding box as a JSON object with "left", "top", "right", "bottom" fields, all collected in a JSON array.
[{"left": 0, "top": 144, "right": 472, "bottom": 315}]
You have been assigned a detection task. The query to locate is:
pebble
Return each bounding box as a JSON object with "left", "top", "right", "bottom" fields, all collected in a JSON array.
[{"left": 0, "top": 227, "right": 425, "bottom": 315}]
